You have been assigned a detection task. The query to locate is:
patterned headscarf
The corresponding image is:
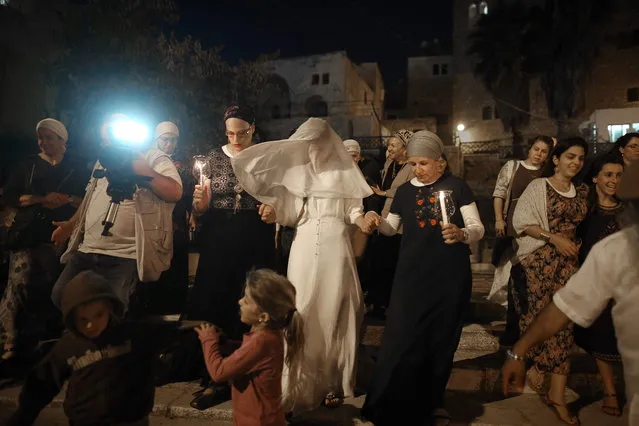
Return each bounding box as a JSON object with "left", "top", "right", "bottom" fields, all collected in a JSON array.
[{"left": 392, "top": 129, "right": 413, "bottom": 147}]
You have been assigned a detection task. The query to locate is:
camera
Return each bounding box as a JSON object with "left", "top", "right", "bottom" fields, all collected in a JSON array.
[{"left": 93, "top": 117, "right": 151, "bottom": 236}]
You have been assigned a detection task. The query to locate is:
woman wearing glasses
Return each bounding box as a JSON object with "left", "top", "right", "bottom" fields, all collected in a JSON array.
[{"left": 184, "top": 105, "right": 276, "bottom": 409}]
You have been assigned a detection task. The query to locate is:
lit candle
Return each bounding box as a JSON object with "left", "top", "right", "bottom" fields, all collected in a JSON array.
[
  {"left": 439, "top": 191, "right": 449, "bottom": 225},
  {"left": 197, "top": 161, "right": 204, "bottom": 187}
]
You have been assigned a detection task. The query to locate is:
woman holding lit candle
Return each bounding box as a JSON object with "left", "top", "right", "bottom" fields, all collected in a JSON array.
[
  {"left": 361, "top": 130, "right": 485, "bottom": 425},
  {"left": 184, "top": 105, "right": 276, "bottom": 410}
]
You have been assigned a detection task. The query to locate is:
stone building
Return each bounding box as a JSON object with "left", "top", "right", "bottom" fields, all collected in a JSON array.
[{"left": 256, "top": 51, "right": 385, "bottom": 141}]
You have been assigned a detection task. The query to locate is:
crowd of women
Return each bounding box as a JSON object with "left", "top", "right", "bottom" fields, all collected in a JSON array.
[
  {"left": 0, "top": 104, "right": 638, "bottom": 426},
  {"left": 491, "top": 132, "right": 639, "bottom": 425}
]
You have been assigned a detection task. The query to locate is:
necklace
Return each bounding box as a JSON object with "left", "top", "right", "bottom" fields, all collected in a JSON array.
[
  {"left": 549, "top": 177, "right": 571, "bottom": 193},
  {"left": 391, "top": 162, "right": 405, "bottom": 180}
]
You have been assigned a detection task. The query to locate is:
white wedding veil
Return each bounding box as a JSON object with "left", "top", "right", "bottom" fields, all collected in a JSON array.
[{"left": 231, "top": 118, "right": 373, "bottom": 206}]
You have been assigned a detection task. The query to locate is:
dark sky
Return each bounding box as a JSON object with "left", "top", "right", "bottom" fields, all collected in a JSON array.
[{"left": 175, "top": 0, "right": 453, "bottom": 85}]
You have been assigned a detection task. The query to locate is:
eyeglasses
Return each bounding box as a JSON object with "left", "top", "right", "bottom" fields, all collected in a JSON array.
[
  {"left": 225, "top": 128, "right": 252, "bottom": 138},
  {"left": 159, "top": 136, "right": 178, "bottom": 144}
]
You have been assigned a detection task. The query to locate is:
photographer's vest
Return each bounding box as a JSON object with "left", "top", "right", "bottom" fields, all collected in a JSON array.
[{"left": 62, "top": 149, "right": 176, "bottom": 281}]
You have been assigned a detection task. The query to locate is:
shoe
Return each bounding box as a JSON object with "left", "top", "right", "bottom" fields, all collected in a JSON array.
[
  {"left": 601, "top": 393, "right": 622, "bottom": 417},
  {"left": 542, "top": 395, "right": 580, "bottom": 425},
  {"left": 189, "top": 384, "right": 231, "bottom": 410}
]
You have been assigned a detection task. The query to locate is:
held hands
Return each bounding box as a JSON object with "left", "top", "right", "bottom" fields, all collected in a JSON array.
[
  {"left": 51, "top": 220, "right": 74, "bottom": 245},
  {"left": 360, "top": 211, "right": 381, "bottom": 234},
  {"left": 495, "top": 220, "right": 506, "bottom": 237},
  {"left": 501, "top": 358, "right": 526, "bottom": 396},
  {"left": 258, "top": 204, "right": 276, "bottom": 224},
  {"left": 549, "top": 234, "right": 580, "bottom": 257},
  {"left": 194, "top": 322, "right": 221, "bottom": 341},
  {"left": 441, "top": 222, "right": 465, "bottom": 245}
]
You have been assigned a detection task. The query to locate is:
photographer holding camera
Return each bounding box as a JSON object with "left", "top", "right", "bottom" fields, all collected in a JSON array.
[{"left": 50, "top": 115, "right": 183, "bottom": 314}]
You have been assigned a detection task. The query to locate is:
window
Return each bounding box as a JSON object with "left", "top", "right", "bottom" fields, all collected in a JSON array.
[
  {"left": 441, "top": 64, "right": 448, "bottom": 75},
  {"left": 482, "top": 106, "right": 493, "bottom": 121},
  {"left": 364, "top": 92, "right": 368, "bottom": 104},
  {"left": 322, "top": 73, "right": 330, "bottom": 85},
  {"left": 480, "top": 1, "right": 488, "bottom": 15},
  {"left": 608, "top": 124, "right": 631, "bottom": 142},
  {"left": 311, "top": 74, "right": 320, "bottom": 85},
  {"left": 628, "top": 87, "right": 639, "bottom": 102},
  {"left": 468, "top": 4, "right": 478, "bottom": 21},
  {"left": 271, "top": 105, "right": 281, "bottom": 119},
  {"left": 433, "top": 64, "right": 440, "bottom": 76},
  {"left": 387, "top": 114, "right": 398, "bottom": 119}
]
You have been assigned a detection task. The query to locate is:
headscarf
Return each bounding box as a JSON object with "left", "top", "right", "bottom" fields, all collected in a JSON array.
[
  {"left": 224, "top": 105, "right": 255, "bottom": 124},
  {"left": 342, "top": 139, "right": 361, "bottom": 154},
  {"left": 406, "top": 130, "right": 444, "bottom": 160},
  {"left": 392, "top": 129, "right": 413, "bottom": 147},
  {"left": 231, "top": 118, "right": 372, "bottom": 205},
  {"left": 36, "top": 118, "right": 68, "bottom": 143},
  {"left": 154, "top": 121, "right": 179, "bottom": 139}
]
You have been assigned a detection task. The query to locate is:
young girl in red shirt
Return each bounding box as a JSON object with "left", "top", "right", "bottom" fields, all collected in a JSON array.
[{"left": 195, "top": 269, "right": 304, "bottom": 426}]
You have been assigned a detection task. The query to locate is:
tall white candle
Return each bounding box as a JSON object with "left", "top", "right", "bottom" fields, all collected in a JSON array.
[
  {"left": 197, "top": 162, "right": 204, "bottom": 187},
  {"left": 439, "top": 191, "right": 449, "bottom": 225}
]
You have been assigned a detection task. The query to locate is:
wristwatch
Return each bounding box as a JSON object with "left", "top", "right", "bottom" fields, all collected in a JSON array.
[
  {"left": 506, "top": 349, "right": 525, "bottom": 362},
  {"left": 461, "top": 228, "right": 469, "bottom": 242},
  {"left": 539, "top": 230, "right": 552, "bottom": 243}
]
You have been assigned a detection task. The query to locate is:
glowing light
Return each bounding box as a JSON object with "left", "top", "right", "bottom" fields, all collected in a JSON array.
[
  {"left": 112, "top": 119, "right": 149, "bottom": 144},
  {"left": 457, "top": 123, "right": 465, "bottom": 132}
]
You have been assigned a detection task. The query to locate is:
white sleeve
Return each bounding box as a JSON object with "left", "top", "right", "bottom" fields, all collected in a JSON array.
[
  {"left": 553, "top": 239, "right": 614, "bottom": 328},
  {"left": 460, "top": 202, "right": 485, "bottom": 244},
  {"left": 379, "top": 213, "right": 401, "bottom": 236},
  {"left": 152, "top": 156, "right": 183, "bottom": 188},
  {"left": 345, "top": 198, "right": 365, "bottom": 225}
]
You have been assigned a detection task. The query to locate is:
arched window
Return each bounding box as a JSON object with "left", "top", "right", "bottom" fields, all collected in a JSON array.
[
  {"left": 479, "top": 1, "right": 488, "bottom": 15},
  {"left": 305, "top": 95, "right": 329, "bottom": 117},
  {"left": 482, "top": 106, "right": 493, "bottom": 121},
  {"left": 468, "top": 3, "right": 478, "bottom": 21}
]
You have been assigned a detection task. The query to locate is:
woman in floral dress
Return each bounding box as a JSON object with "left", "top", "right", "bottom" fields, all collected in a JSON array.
[{"left": 512, "top": 138, "right": 589, "bottom": 425}]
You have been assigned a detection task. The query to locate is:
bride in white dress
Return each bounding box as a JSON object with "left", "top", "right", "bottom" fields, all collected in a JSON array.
[{"left": 231, "top": 118, "right": 374, "bottom": 413}]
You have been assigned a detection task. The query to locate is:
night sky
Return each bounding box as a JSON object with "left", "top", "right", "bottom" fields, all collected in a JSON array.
[{"left": 175, "top": 0, "right": 453, "bottom": 85}]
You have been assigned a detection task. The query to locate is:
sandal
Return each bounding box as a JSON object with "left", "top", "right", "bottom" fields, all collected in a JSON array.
[
  {"left": 526, "top": 365, "right": 545, "bottom": 395},
  {"left": 601, "top": 393, "right": 622, "bottom": 417},
  {"left": 542, "top": 395, "right": 580, "bottom": 425},
  {"left": 323, "top": 392, "right": 343, "bottom": 408}
]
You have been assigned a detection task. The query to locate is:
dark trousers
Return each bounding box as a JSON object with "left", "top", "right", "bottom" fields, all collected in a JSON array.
[{"left": 51, "top": 252, "right": 138, "bottom": 313}]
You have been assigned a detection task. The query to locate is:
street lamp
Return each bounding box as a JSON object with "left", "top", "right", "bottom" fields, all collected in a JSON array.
[
  {"left": 456, "top": 123, "right": 465, "bottom": 132},
  {"left": 454, "top": 123, "right": 465, "bottom": 146}
]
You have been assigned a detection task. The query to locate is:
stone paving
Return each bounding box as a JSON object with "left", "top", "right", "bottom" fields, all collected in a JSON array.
[{"left": 0, "top": 268, "right": 628, "bottom": 425}]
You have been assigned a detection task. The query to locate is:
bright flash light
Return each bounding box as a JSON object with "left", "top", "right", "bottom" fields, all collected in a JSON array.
[
  {"left": 112, "top": 119, "right": 149, "bottom": 144},
  {"left": 457, "top": 123, "right": 465, "bottom": 132}
]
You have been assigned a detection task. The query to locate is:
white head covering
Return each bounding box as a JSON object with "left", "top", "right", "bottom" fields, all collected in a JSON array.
[
  {"left": 231, "top": 118, "right": 372, "bottom": 205},
  {"left": 342, "top": 139, "right": 361, "bottom": 154},
  {"left": 154, "top": 121, "right": 179, "bottom": 139},
  {"left": 36, "top": 118, "right": 68, "bottom": 142}
]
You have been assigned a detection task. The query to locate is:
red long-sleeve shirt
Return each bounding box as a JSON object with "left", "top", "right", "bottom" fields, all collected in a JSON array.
[{"left": 199, "top": 329, "right": 286, "bottom": 426}]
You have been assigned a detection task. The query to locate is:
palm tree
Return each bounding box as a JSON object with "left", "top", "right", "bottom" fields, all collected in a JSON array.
[{"left": 468, "top": 0, "right": 616, "bottom": 137}]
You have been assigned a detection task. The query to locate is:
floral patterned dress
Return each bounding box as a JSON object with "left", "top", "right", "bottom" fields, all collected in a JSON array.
[{"left": 519, "top": 183, "right": 589, "bottom": 375}]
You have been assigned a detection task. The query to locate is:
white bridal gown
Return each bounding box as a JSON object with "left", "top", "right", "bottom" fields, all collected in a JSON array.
[{"left": 230, "top": 118, "right": 372, "bottom": 412}]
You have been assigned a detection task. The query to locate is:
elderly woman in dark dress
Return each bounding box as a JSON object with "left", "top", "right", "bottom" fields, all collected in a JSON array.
[
  {"left": 362, "top": 131, "right": 485, "bottom": 425},
  {"left": 185, "top": 106, "right": 276, "bottom": 409},
  {"left": 574, "top": 153, "right": 625, "bottom": 416}
]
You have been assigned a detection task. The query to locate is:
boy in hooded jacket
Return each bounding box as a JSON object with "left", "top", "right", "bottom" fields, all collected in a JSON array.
[{"left": 8, "top": 270, "right": 164, "bottom": 426}]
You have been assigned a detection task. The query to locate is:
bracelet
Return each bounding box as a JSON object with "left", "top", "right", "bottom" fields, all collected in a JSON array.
[
  {"left": 539, "top": 230, "right": 552, "bottom": 243},
  {"left": 506, "top": 349, "right": 525, "bottom": 362}
]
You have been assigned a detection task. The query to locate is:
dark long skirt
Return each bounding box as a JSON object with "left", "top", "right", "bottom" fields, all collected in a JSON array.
[
  {"left": 362, "top": 247, "right": 472, "bottom": 425},
  {"left": 183, "top": 209, "right": 275, "bottom": 340},
  {"left": 574, "top": 301, "right": 621, "bottom": 363}
]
